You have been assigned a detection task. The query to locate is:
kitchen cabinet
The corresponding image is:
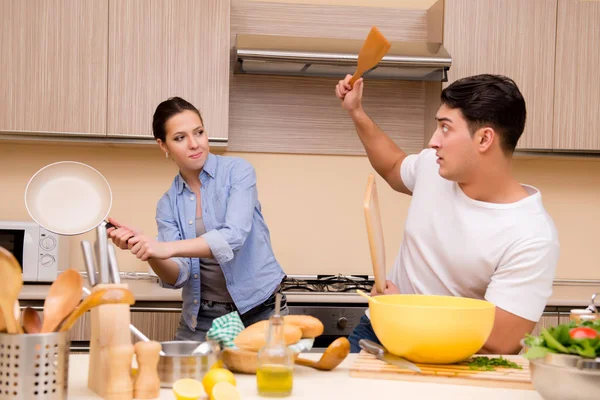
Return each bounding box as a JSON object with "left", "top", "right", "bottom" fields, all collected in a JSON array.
[
  {"left": 553, "top": 0, "right": 600, "bottom": 150},
  {"left": 107, "top": 0, "right": 230, "bottom": 141},
  {"left": 443, "top": 0, "right": 558, "bottom": 150},
  {"left": 0, "top": 0, "right": 108, "bottom": 136},
  {"left": 69, "top": 309, "right": 182, "bottom": 343}
]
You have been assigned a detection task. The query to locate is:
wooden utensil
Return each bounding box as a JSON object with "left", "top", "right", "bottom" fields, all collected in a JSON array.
[
  {"left": 356, "top": 289, "right": 381, "bottom": 304},
  {"left": 0, "top": 247, "right": 24, "bottom": 334},
  {"left": 349, "top": 26, "right": 391, "bottom": 87},
  {"left": 22, "top": 306, "right": 42, "bottom": 334},
  {"left": 59, "top": 287, "right": 135, "bottom": 332},
  {"left": 364, "top": 174, "right": 387, "bottom": 294},
  {"left": 350, "top": 353, "right": 533, "bottom": 390},
  {"left": 0, "top": 300, "right": 21, "bottom": 333},
  {"left": 295, "top": 337, "right": 350, "bottom": 371},
  {"left": 40, "top": 268, "right": 84, "bottom": 333}
]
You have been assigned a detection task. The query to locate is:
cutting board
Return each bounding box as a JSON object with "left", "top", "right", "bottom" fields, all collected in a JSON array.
[
  {"left": 350, "top": 352, "right": 533, "bottom": 390},
  {"left": 363, "top": 174, "right": 386, "bottom": 294}
]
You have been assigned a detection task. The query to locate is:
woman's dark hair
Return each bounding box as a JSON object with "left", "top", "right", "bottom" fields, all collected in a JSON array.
[
  {"left": 152, "top": 97, "right": 204, "bottom": 141},
  {"left": 441, "top": 74, "right": 526, "bottom": 154}
]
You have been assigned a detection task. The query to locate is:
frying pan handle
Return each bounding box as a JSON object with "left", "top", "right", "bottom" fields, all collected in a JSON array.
[{"left": 104, "top": 221, "right": 130, "bottom": 245}]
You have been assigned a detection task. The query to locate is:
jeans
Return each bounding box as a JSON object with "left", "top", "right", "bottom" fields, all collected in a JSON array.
[
  {"left": 174, "top": 289, "right": 289, "bottom": 342},
  {"left": 347, "top": 314, "right": 382, "bottom": 353}
]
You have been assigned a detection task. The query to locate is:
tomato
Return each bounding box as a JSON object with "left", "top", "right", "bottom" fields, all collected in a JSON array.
[{"left": 569, "top": 327, "right": 597, "bottom": 340}]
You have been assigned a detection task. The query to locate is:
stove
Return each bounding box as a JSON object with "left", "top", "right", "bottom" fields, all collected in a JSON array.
[{"left": 281, "top": 275, "right": 373, "bottom": 349}]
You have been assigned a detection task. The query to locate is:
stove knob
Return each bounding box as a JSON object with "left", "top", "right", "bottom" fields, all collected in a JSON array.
[
  {"left": 40, "top": 254, "right": 55, "bottom": 268},
  {"left": 337, "top": 317, "right": 348, "bottom": 330}
]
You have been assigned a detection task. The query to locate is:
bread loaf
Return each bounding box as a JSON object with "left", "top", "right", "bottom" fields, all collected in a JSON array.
[
  {"left": 234, "top": 320, "right": 302, "bottom": 352},
  {"left": 284, "top": 315, "right": 324, "bottom": 338}
]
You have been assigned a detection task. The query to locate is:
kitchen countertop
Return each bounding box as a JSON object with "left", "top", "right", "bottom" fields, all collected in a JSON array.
[
  {"left": 67, "top": 353, "right": 544, "bottom": 400},
  {"left": 20, "top": 279, "right": 599, "bottom": 308}
]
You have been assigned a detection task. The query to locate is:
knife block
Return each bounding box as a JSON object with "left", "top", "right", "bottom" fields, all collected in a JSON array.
[{"left": 88, "top": 283, "right": 133, "bottom": 398}]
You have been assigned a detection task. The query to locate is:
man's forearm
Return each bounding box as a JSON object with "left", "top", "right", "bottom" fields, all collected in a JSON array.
[
  {"left": 148, "top": 258, "right": 181, "bottom": 286},
  {"left": 349, "top": 108, "right": 407, "bottom": 181}
]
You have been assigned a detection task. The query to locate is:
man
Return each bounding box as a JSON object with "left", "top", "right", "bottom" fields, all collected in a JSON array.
[{"left": 335, "top": 74, "right": 559, "bottom": 354}]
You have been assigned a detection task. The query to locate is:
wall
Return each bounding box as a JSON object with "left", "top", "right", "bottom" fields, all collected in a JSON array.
[{"left": 0, "top": 141, "right": 599, "bottom": 280}]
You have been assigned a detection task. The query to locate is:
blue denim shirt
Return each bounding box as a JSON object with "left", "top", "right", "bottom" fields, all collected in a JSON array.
[{"left": 156, "top": 153, "right": 285, "bottom": 330}]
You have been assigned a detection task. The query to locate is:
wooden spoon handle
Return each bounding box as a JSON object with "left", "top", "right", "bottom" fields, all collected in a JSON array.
[
  {"left": 0, "top": 301, "right": 23, "bottom": 334},
  {"left": 294, "top": 357, "right": 319, "bottom": 369}
]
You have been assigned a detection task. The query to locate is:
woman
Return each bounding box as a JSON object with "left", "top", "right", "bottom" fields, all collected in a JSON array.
[{"left": 108, "top": 97, "right": 287, "bottom": 341}]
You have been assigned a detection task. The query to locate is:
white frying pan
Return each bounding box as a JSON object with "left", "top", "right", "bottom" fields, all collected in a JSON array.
[{"left": 24, "top": 161, "right": 113, "bottom": 236}]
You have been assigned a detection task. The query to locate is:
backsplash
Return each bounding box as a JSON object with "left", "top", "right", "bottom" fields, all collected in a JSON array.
[{"left": 0, "top": 141, "right": 599, "bottom": 280}]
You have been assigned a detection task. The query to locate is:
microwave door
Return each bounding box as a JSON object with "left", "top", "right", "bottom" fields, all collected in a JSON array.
[{"left": 0, "top": 228, "right": 36, "bottom": 282}]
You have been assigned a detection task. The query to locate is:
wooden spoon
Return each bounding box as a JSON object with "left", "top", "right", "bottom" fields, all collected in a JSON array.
[
  {"left": 356, "top": 289, "right": 381, "bottom": 304},
  {"left": 22, "top": 307, "right": 42, "bottom": 334},
  {"left": 0, "top": 301, "right": 21, "bottom": 333},
  {"left": 40, "top": 268, "right": 84, "bottom": 333},
  {"left": 59, "top": 288, "right": 135, "bottom": 332},
  {"left": 295, "top": 337, "right": 350, "bottom": 371},
  {"left": 349, "top": 26, "right": 391, "bottom": 87},
  {"left": 0, "top": 247, "right": 24, "bottom": 334}
]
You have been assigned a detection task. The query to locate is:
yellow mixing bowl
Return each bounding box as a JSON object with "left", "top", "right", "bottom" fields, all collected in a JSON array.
[{"left": 369, "top": 294, "right": 495, "bottom": 364}]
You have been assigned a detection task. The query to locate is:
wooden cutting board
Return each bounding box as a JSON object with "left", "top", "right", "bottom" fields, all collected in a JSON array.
[
  {"left": 350, "top": 352, "right": 533, "bottom": 390},
  {"left": 363, "top": 174, "right": 387, "bottom": 294}
]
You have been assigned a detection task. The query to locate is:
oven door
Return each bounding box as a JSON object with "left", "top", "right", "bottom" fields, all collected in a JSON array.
[{"left": 0, "top": 222, "right": 39, "bottom": 282}]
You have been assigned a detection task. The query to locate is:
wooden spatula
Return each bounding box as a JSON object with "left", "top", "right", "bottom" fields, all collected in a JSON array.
[
  {"left": 349, "top": 26, "right": 391, "bottom": 87},
  {"left": 364, "top": 174, "right": 386, "bottom": 294}
]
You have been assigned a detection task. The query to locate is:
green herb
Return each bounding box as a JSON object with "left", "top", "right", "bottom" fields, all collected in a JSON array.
[{"left": 467, "top": 356, "right": 522, "bottom": 371}]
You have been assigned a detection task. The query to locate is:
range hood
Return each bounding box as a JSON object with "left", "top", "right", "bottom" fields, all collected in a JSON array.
[{"left": 233, "top": 34, "right": 452, "bottom": 82}]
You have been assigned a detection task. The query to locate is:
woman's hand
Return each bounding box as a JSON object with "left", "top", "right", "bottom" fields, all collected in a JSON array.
[
  {"left": 106, "top": 217, "right": 139, "bottom": 250},
  {"left": 371, "top": 280, "right": 401, "bottom": 296},
  {"left": 335, "top": 75, "right": 364, "bottom": 112},
  {"left": 127, "top": 235, "right": 172, "bottom": 261}
]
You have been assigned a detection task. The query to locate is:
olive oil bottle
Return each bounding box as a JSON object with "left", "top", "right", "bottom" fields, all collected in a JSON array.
[{"left": 256, "top": 294, "right": 294, "bottom": 397}]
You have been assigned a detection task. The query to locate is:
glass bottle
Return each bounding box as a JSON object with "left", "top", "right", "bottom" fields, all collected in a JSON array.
[{"left": 256, "top": 296, "right": 294, "bottom": 397}]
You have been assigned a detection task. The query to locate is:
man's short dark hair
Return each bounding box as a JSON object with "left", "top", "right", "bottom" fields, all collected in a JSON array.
[{"left": 441, "top": 74, "right": 526, "bottom": 154}]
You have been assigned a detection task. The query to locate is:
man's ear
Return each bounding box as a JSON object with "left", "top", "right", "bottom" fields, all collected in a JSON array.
[{"left": 475, "top": 127, "right": 495, "bottom": 153}]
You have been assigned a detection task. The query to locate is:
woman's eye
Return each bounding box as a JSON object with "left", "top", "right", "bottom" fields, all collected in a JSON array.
[
  {"left": 195, "top": 130, "right": 204, "bottom": 136},
  {"left": 174, "top": 136, "right": 183, "bottom": 141}
]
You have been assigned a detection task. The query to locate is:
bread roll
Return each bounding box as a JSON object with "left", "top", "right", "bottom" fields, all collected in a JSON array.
[
  {"left": 284, "top": 315, "right": 324, "bottom": 338},
  {"left": 234, "top": 320, "right": 302, "bottom": 352}
]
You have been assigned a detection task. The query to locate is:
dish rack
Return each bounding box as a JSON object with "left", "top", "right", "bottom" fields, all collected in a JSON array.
[{"left": 0, "top": 331, "right": 70, "bottom": 400}]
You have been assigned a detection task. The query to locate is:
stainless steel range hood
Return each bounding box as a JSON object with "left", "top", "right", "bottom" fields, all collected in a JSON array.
[{"left": 233, "top": 34, "right": 452, "bottom": 82}]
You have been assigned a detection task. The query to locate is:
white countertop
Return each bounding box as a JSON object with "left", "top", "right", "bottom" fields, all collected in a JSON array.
[
  {"left": 66, "top": 353, "right": 544, "bottom": 400},
  {"left": 19, "top": 279, "right": 599, "bottom": 308}
]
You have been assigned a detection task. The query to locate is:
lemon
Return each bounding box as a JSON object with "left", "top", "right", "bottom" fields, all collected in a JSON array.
[
  {"left": 211, "top": 359, "right": 224, "bottom": 370},
  {"left": 202, "top": 368, "right": 236, "bottom": 399},
  {"left": 172, "top": 378, "right": 204, "bottom": 400},
  {"left": 211, "top": 381, "right": 241, "bottom": 400}
]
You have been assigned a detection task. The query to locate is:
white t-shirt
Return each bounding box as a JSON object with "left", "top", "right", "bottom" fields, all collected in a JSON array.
[{"left": 373, "top": 149, "right": 559, "bottom": 322}]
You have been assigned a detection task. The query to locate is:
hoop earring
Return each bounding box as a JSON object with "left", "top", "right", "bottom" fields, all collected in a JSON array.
[{"left": 165, "top": 152, "right": 169, "bottom": 158}]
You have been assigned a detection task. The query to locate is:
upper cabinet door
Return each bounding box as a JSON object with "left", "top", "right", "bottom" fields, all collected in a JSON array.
[
  {"left": 107, "top": 0, "right": 230, "bottom": 140},
  {"left": 553, "top": 0, "right": 600, "bottom": 151},
  {"left": 443, "top": 0, "right": 558, "bottom": 150},
  {"left": 0, "top": 0, "right": 108, "bottom": 135}
]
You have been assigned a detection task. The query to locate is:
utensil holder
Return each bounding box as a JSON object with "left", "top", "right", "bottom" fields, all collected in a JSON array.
[{"left": 0, "top": 331, "right": 70, "bottom": 400}]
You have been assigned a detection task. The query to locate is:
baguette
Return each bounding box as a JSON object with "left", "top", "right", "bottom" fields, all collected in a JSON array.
[
  {"left": 284, "top": 315, "right": 324, "bottom": 338},
  {"left": 234, "top": 320, "right": 302, "bottom": 352}
]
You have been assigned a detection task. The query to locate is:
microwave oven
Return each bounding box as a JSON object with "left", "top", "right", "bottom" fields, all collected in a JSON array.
[{"left": 0, "top": 220, "right": 67, "bottom": 282}]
